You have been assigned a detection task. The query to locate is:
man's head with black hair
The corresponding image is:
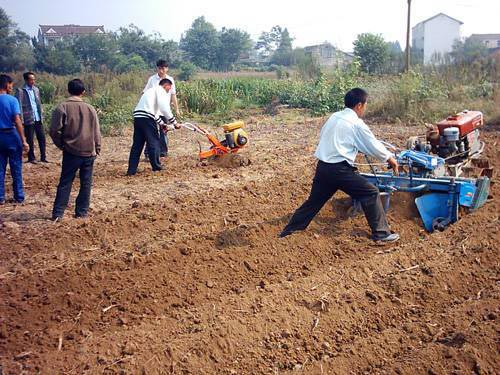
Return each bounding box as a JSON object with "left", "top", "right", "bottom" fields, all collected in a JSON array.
[
  {"left": 68, "top": 79, "right": 85, "bottom": 96},
  {"left": 23, "top": 72, "right": 36, "bottom": 86},
  {"left": 0, "top": 74, "right": 14, "bottom": 93},
  {"left": 159, "top": 78, "right": 173, "bottom": 93},
  {"left": 344, "top": 88, "right": 368, "bottom": 117},
  {"left": 156, "top": 59, "right": 169, "bottom": 78}
]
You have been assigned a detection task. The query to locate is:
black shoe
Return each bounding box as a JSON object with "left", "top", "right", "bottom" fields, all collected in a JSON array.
[
  {"left": 14, "top": 199, "right": 24, "bottom": 204},
  {"left": 75, "top": 214, "right": 88, "bottom": 219},
  {"left": 27, "top": 159, "right": 38, "bottom": 164},
  {"left": 51, "top": 216, "right": 63, "bottom": 222},
  {"left": 279, "top": 230, "right": 293, "bottom": 238},
  {"left": 152, "top": 167, "right": 163, "bottom": 172},
  {"left": 41, "top": 159, "right": 50, "bottom": 163}
]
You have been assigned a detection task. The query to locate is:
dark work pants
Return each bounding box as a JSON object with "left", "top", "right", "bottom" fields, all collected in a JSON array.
[
  {"left": 0, "top": 129, "right": 24, "bottom": 202},
  {"left": 145, "top": 131, "right": 168, "bottom": 158},
  {"left": 281, "top": 160, "right": 391, "bottom": 239},
  {"left": 24, "top": 121, "right": 46, "bottom": 161},
  {"left": 52, "top": 151, "right": 95, "bottom": 218},
  {"left": 127, "top": 117, "right": 162, "bottom": 175}
]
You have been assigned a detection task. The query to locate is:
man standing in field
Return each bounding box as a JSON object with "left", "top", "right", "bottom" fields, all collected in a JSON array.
[
  {"left": 0, "top": 74, "right": 29, "bottom": 204},
  {"left": 127, "top": 78, "right": 178, "bottom": 175},
  {"left": 50, "top": 79, "right": 101, "bottom": 220},
  {"left": 143, "top": 59, "right": 181, "bottom": 158},
  {"left": 280, "top": 88, "right": 400, "bottom": 243},
  {"left": 15, "top": 72, "right": 48, "bottom": 164}
]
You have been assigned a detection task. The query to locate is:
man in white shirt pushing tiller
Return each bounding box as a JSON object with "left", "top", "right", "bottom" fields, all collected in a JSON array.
[
  {"left": 280, "top": 88, "right": 400, "bottom": 243},
  {"left": 127, "top": 78, "right": 178, "bottom": 175}
]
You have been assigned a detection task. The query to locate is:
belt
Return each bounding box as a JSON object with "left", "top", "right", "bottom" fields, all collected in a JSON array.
[{"left": 0, "top": 128, "right": 15, "bottom": 133}]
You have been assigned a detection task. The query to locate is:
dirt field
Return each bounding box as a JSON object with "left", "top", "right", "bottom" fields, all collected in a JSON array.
[{"left": 0, "top": 110, "right": 499, "bottom": 374}]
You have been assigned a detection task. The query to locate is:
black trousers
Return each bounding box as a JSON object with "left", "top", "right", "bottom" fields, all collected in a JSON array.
[
  {"left": 24, "top": 121, "right": 46, "bottom": 161},
  {"left": 144, "top": 131, "right": 168, "bottom": 158},
  {"left": 127, "top": 117, "right": 162, "bottom": 175},
  {"left": 52, "top": 151, "right": 95, "bottom": 219},
  {"left": 281, "top": 160, "right": 391, "bottom": 239}
]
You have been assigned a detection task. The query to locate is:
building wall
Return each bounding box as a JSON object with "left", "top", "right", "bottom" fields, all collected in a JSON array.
[
  {"left": 422, "top": 15, "right": 460, "bottom": 64},
  {"left": 482, "top": 38, "right": 500, "bottom": 49},
  {"left": 412, "top": 23, "right": 425, "bottom": 52},
  {"left": 305, "top": 45, "right": 353, "bottom": 68}
]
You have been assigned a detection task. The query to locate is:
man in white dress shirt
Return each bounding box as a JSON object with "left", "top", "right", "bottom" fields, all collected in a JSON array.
[
  {"left": 280, "top": 88, "right": 400, "bottom": 243},
  {"left": 143, "top": 59, "right": 180, "bottom": 158}
]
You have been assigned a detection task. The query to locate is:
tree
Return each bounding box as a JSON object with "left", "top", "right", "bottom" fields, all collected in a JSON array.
[
  {"left": 450, "top": 37, "right": 489, "bottom": 65},
  {"left": 161, "top": 40, "right": 182, "bottom": 67},
  {"left": 115, "top": 25, "right": 177, "bottom": 67},
  {"left": 216, "top": 28, "right": 251, "bottom": 70},
  {"left": 72, "top": 34, "right": 118, "bottom": 71},
  {"left": 255, "top": 25, "right": 283, "bottom": 58},
  {"left": 271, "top": 28, "right": 294, "bottom": 66},
  {"left": 180, "top": 16, "right": 220, "bottom": 70},
  {"left": 386, "top": 41, "right": 404, "bottom": 73},
  {"left": 178, "top": 61, "right": 197, "bottom": 81},
  {"left": 111, "top": 53, "right": 147, "bottom": 73},
  {"left": 293, "top": 48, "right": 321, "bottom": 80},
  {"left": 34, "top": 40, "right": 81, "bottom": 74},
  {"left": 353, "top": 33, "right": 389, "bottom": 74},
  {"left": 0, "top": 7, "right": 34, "bottom": 71}
]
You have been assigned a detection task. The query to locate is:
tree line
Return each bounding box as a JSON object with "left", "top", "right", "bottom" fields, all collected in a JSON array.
[{"left": 0, "top": 7, "right": 493, "bottom": 77}]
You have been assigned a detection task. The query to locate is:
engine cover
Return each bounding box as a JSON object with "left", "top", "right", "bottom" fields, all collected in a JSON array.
[{"left": 436, "top": 110, "right": 483, "bottom": 137}]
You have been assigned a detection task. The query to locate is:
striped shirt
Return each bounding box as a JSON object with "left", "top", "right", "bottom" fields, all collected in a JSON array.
[{"left": 133, "top": 86, "right": 175, "bottom": 125}]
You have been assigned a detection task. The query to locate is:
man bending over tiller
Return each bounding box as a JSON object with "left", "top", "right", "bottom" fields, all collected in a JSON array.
[
  {"left": 126, "top": 78, "right": 178, "bottom": 175},
  {"left": 280, "top": 88, "right": 400, "bottom": 243}
]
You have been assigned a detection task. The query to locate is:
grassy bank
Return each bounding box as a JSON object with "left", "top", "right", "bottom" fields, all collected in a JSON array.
[{"left": 10, "top": 63, "right": 498, "bottom": 136}]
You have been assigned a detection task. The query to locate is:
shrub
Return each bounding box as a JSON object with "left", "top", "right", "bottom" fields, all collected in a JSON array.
[{"left": 178, "top": 62, "right": 197, "bottom": 81}]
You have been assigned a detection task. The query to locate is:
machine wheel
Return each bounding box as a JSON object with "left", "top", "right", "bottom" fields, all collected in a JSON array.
[{"left": 432, "top": 217, "right": 449, "bottom": 232}]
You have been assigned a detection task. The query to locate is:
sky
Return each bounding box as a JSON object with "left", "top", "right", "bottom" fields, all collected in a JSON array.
[{"left": 2, "top": 0, "right": 499, "bottom": 51}]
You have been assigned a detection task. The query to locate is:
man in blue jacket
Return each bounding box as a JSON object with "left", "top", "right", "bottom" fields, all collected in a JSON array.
[
  {"left": 0, "top": 74, "right": 29, "bottom": 204},
  {"left": 15, "top": 71, "right": 47, "bottom": 163}
]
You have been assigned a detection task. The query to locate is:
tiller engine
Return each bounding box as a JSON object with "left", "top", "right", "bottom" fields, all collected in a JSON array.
[{"left": 357, "top": 111, "right": 492, "bottom": 232}]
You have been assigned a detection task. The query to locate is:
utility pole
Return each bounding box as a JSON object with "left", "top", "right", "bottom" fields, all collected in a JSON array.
[{"left": 405, "top": 0, "right": 412, "bottom": 72}]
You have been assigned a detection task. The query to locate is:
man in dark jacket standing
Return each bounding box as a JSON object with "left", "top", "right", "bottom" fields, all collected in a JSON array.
[
  {"left": 15, "top": 72, "right": 47, "bottom": 163},
  {"left": 50, "top": 79, "right": 101, "bottom": 220}
]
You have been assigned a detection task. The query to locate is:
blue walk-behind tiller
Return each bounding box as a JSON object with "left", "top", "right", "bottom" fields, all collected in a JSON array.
[
  {"left": 359, "top": 149, "right": 490, "bottom": 232},
  {"left": 354, "top": 111, "right": 493, "bottom": 232}
]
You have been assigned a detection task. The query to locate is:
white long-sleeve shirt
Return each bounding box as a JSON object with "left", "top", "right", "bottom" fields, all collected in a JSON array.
[
  {"left": 143, "top": 73, "right": 176, "bottom": 95},
  {"left": 314, "top": 108, "right": 392, "bottom": 165},
  {"left": 133, "top": 85, "right": 175, "bottom": 124}
]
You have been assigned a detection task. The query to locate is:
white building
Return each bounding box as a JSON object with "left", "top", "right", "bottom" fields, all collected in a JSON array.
[
  {"left": 38, "top": 25, "right": 105, "bottom": 46},
  {"left": 412, "top": 13, "right": 463, "bottom": 64},
  {"left": 469, "top": 34, "right": 500, "bottom": 50}
]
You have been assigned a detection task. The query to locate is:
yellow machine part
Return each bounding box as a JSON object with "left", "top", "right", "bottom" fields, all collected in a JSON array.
[
  {"left": 232, "top": 128, "right": 248, "bottom": 147},
  {"left": 223, "top": 121, "right": 244, "bottom": 132}
]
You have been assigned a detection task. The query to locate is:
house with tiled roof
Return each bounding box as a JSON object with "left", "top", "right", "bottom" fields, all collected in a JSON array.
[
  {"left": 38, "top": 25, "right": 105, "bottom": 45},
  {"left": 304, "top": 43, "right": 353, "bottom": 68}
]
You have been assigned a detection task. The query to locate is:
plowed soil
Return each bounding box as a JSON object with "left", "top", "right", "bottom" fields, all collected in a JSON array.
[{"left": 1, "top": 110, "right": 499, "bottom": 374}]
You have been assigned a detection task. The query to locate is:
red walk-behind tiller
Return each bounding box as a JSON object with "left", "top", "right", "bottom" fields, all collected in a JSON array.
[{"left": 179, "top": 121, "right": 249, "bottom": 161}]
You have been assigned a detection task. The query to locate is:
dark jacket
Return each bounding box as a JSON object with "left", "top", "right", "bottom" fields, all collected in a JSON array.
[
  {"left": 50, "top": 97, "right": 101, "bottom": 157},
  {"left": 15, "top": 85, "right": 43, "bottom": 125}
]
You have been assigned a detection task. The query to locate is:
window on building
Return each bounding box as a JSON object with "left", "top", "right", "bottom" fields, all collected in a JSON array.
[{"left": 497, "top": 40, "right": 500, "bottom": 47}]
